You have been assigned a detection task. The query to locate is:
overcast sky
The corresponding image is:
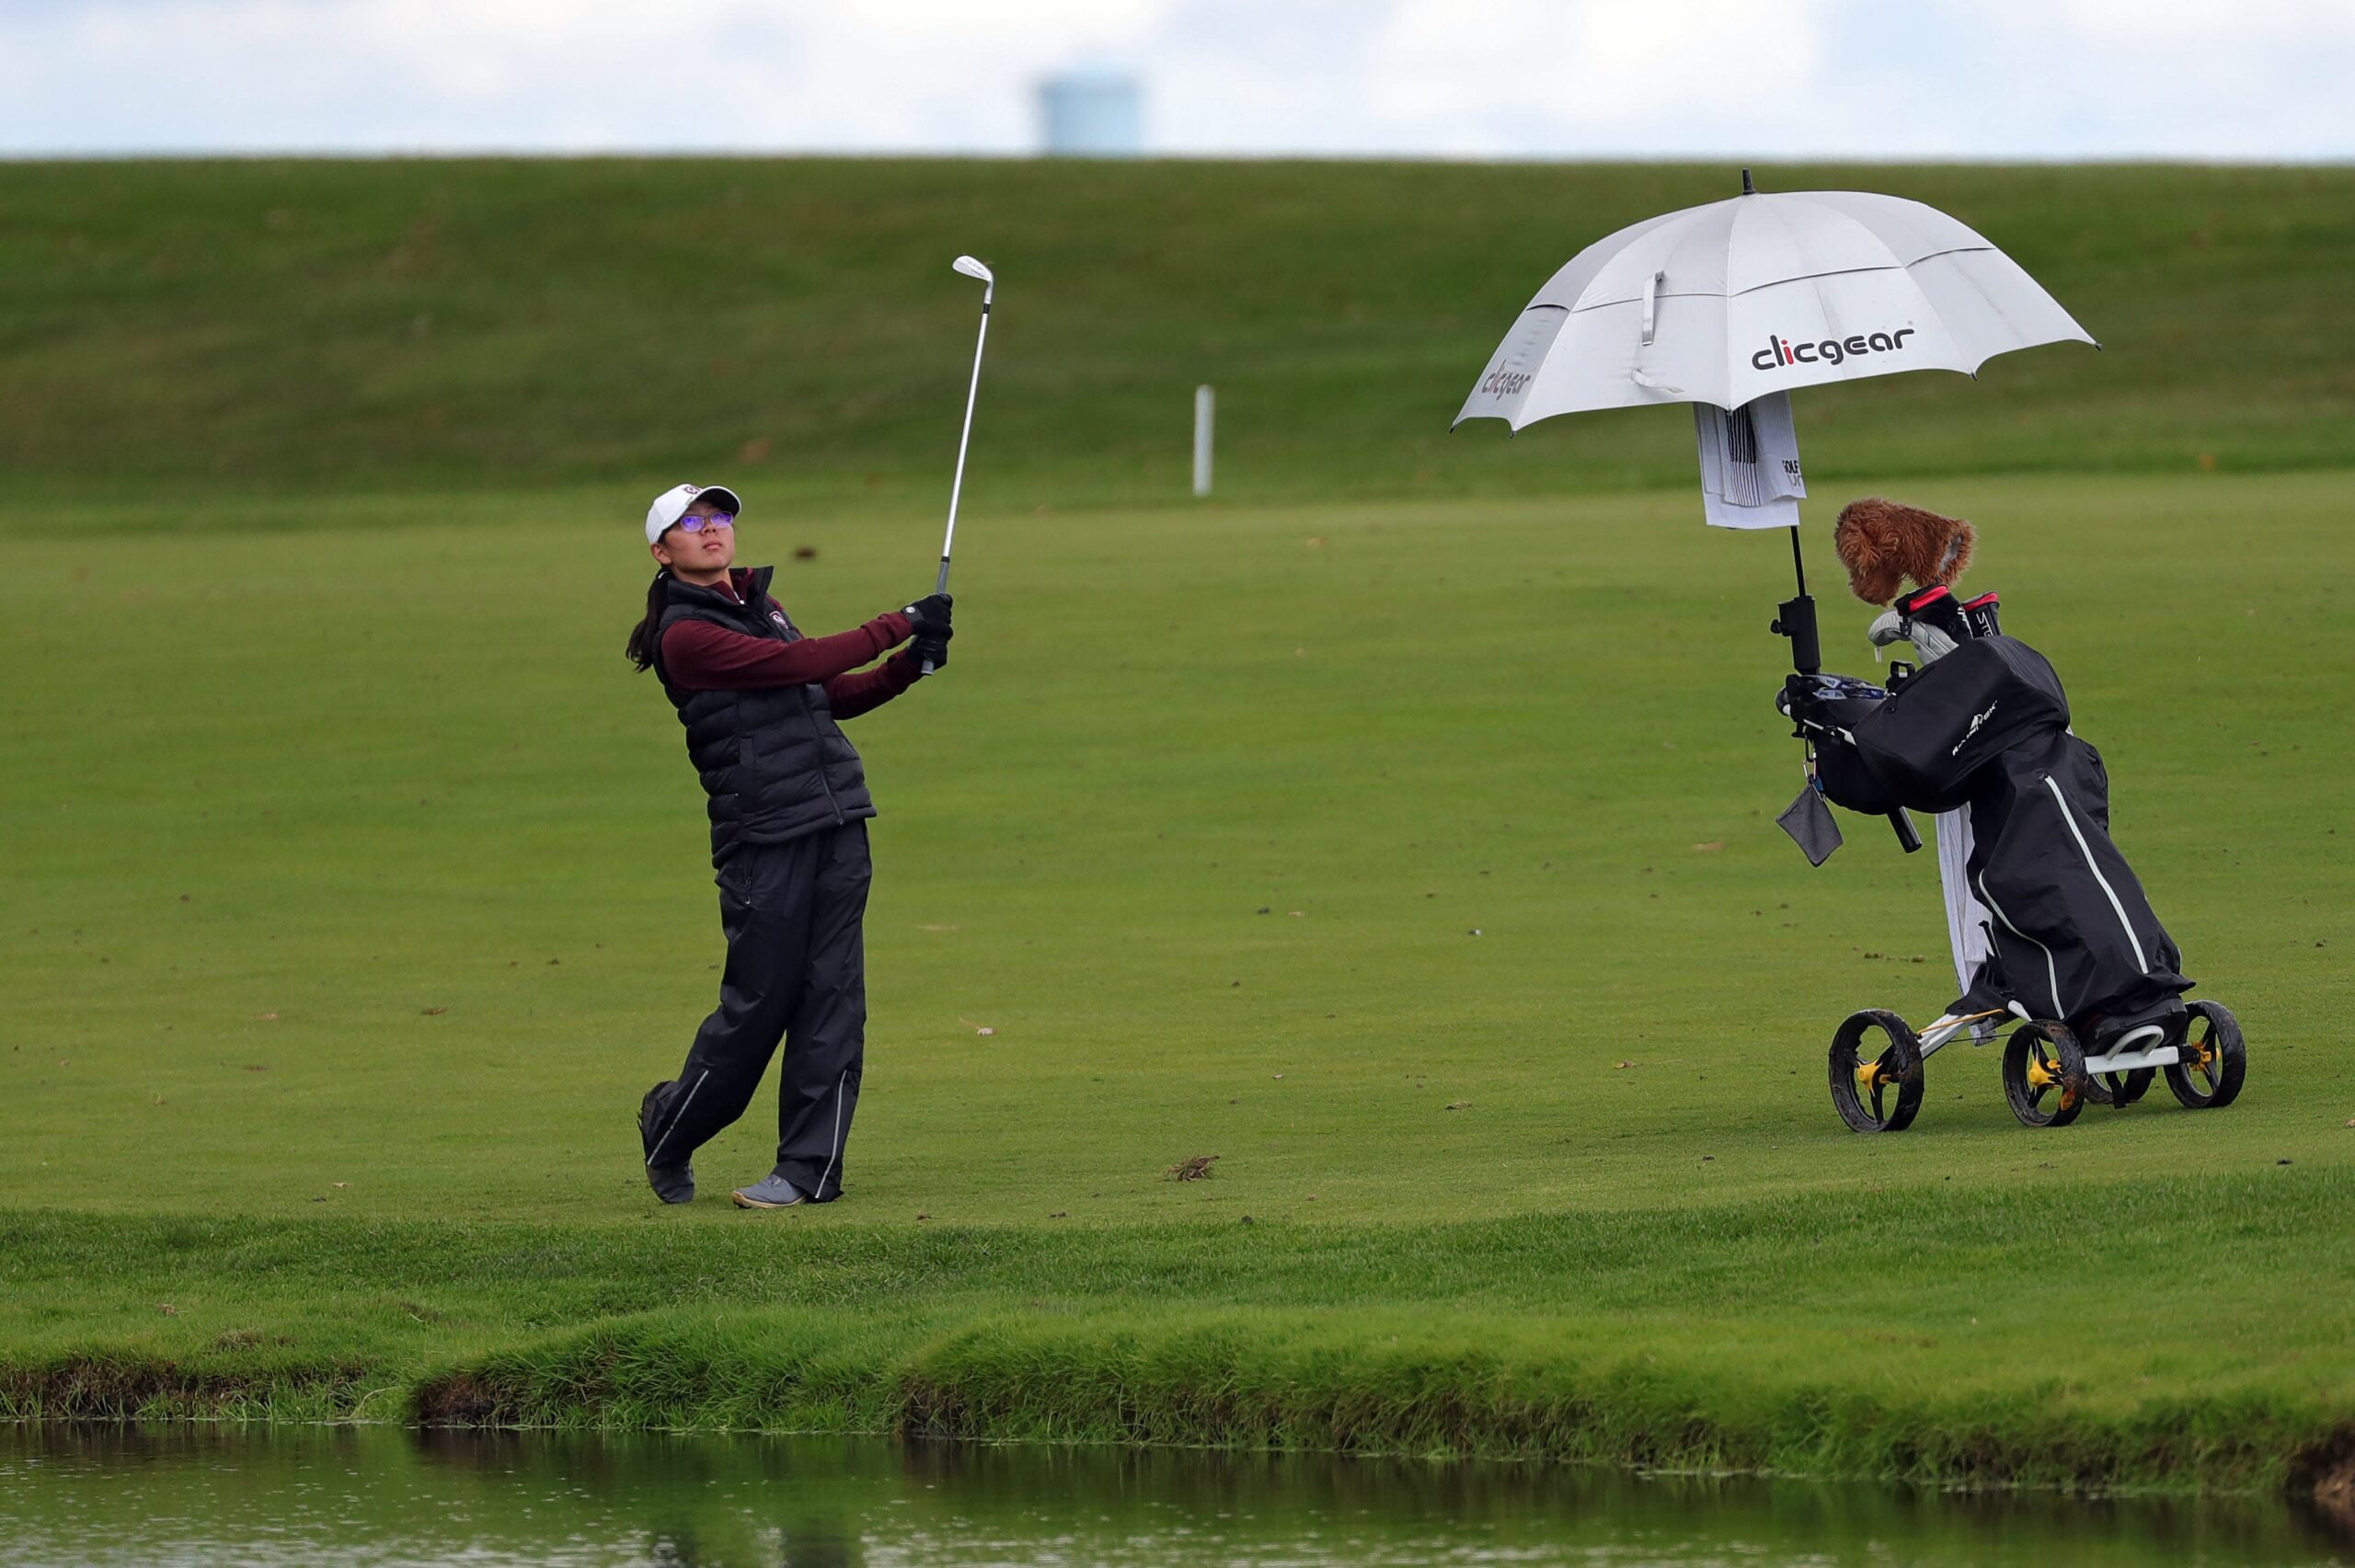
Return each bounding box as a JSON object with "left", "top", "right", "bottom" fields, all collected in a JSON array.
[{"left": 14, "top": 0, "right": 2353, "bottom": 160}]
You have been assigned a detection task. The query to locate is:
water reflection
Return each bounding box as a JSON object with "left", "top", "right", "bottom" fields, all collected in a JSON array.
[{"left": 0, "top": 1424, "right": 2346, "bottom": 1567}]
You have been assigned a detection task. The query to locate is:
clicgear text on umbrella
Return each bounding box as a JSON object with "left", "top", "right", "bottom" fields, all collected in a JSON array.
[{"left": 1753, "top": 328, "right": 1917, "bottom": 370}]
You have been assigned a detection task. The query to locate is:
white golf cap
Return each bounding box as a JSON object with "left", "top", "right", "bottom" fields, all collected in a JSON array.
[{"left": 644, "top": 483, "right": 743, "bottom": 544}]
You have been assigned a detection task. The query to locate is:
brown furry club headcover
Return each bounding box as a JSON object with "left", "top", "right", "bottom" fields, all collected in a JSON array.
[{"left": 1832, "top": 498, "right": 1977, "bottom": 606}]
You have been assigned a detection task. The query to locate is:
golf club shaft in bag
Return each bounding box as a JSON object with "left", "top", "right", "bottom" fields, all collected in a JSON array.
[{"left": 926, "top": 256, "right": 994, "bottom": 674}]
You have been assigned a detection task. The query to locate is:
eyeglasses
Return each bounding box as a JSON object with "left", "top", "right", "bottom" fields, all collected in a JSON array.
[{"left": 675, "top": 512, "right": 735, "bottom": 533}]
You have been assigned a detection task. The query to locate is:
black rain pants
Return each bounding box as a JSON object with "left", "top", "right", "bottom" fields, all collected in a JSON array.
[{"left": 641, "top": 822, "right": 869, "bottom": 1200}]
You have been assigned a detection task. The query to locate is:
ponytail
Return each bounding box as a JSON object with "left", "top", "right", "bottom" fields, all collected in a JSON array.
[{"left": 626, "top": 570, "right": 671, "bottom": 672}]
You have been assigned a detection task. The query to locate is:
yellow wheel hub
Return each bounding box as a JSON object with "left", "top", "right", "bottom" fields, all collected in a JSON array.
[{"left": 2026, "top": 1054, "right": 2061, "bottom": 1090}]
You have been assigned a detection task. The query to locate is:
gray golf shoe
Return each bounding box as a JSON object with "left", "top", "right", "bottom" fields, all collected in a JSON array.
[
  {"left": 729, "top": 1172, "right": 806, "bottom": 1209},
  {"left": 639, "top": 1082, "right": 695, "bottom": 1205}
]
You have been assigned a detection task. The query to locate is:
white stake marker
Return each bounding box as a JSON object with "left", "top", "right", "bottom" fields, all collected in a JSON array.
[{"left": 1192, "top": 384, "right": 1214, "bottom": 498}]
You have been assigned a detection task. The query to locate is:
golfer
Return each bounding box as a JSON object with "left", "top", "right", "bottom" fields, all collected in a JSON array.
[{"left": 627, "top": 483, "right": 951, "bottom": 1209}]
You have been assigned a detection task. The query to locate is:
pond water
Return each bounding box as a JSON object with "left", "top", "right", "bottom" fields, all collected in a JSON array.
[{"left": 1, "top": 1425, "right": 2347, "bottom": 1567}]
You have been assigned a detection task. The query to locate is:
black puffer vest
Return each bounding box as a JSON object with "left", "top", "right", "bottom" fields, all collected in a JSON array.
[{"left": 651, "top": 567, "right": 876, "bottom": 865}]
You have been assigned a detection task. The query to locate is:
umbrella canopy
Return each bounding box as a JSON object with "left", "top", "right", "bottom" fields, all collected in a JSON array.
[{"left": 1455, "top": 188, "right": 2094, "bottom": 427}]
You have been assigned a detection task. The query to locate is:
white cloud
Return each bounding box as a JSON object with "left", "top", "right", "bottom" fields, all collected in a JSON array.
[
  {"left": 2051, "top": 0, "right": 2355, "bottom": 40},
  {"left": 1381, "top": 2, "right": 1781, "bottom": 111},
  {"left": 1359, "top": 0, "right": 1844, "bottom": 153},
  {"left": 15, "top": 0, "right": 2354, "bottom": 156}
]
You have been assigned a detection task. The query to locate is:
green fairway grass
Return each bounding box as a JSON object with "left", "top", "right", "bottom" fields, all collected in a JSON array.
[{"left": 5, "top": 467, "right": 2351, "bottom": 1490}]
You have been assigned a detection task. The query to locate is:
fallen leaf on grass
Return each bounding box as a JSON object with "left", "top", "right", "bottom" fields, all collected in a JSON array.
[
  {"left": 915, "top": 1213, "right": 931, "bottom": 1221},
  {"left": 1692, "top": 841, "right": 1725, "bottom": 853},
  {"left": 156, "top": 1303, "right": 178, "bottom": 1316},
  {"left": 258, "top": 1012, "right": 279, "bottom": 1021},
  {"left": 1614, "top": 1060, "right": 1635, "bottom": 1070},
  {"left": 918, "top": 923, "right": 961, "bottom": 933},
  {"left": 1166, "top": 1154, "right": 1220, "bottom": 1182},
  {"left": 1445, "top": 1101, "right": 1472, "bottom": 1110},
  {"left": 421, "top": 1007, "right": 447, "bottom": 1016},
  {"left": 242, "top": 1064, "right": 269, "bottom": 1072},
  {"left": 1288, "top": 910, "right": 1304, "bottom": 918},
  {"left": 331, "top": 1182, "right": 349, "bottom": 1189}
]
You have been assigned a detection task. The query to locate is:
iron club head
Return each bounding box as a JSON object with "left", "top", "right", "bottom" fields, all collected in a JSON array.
[{"left": 952, "top": 255, "right": 994, "bottom": 303}]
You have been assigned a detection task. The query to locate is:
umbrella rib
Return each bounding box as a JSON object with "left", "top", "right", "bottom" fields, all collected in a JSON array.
[
  {"left": 1721, "top": 247, "right": 1993, "bottom": 300},
  {"left": 1565, "top": 247, "right": 1994, "bottom": 312}
]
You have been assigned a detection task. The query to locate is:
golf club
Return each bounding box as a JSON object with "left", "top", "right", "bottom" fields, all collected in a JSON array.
[{"left": 925, "top": 254, "right": 994, "bottom": 674}]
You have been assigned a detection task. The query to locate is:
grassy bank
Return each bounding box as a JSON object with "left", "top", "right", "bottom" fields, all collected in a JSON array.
[
  {"left": 6, "top": 1171, "right": 2354, "bottom": 1494},
  {"left": 2, "top": 159, "right": 2350, "bottom": 510},
  {"left": 5, "top": 471, "right": 2352, "bottom": 1492}
]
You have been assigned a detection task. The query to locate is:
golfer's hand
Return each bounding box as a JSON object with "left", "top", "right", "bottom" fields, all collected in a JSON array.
[
  {"left": 913, "top": 635, "right": 950, "bottom": 675},
  {"left": 902, "top": 593, "right": 954, "bottom": 640}
]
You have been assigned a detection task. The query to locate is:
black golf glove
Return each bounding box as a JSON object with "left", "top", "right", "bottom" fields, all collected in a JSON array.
[
  {"left": 902, "top": 593, "right": 954, "bottom": 640},
  {"left": 913, "top": 635, "right": 949, "bottom": 674}
]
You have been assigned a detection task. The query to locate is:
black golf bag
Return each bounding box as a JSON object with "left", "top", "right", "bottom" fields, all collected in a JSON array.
[{"left": 1788, "top": 630, "right": 2192, "bottom": 1047}]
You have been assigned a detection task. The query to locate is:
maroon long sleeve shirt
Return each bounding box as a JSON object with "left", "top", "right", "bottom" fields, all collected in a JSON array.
[{"left": 661, "top": 573, "right": 920, "bottom": 721}]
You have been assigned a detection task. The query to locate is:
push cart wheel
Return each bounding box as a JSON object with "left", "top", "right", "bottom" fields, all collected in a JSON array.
[
  {"left": 2165, "top": 1000, "right": 2246, "bottom": 1110},
  {"left": 2100, "top": 1067, "right": 2156, "bottom": 1108},
  {"left": 1829, "top": 1009, "right": 1924, "bottom": 1134},
  {"left": 2002, "top": 1021, "right": 2086, "bottom": 1128}
]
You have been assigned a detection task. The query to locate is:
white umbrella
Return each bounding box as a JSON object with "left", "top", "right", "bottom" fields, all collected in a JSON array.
[
  {"left": 1454, "top": 174, "right": 2096, "bottom": 859},
  {"left": 1455, "top": 175, "right": 2094, "bottom": 428}
]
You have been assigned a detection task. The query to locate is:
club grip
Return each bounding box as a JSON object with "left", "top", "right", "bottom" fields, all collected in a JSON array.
[{"left": 1888, "top": 810, "right": 1922, "bottom": 853}]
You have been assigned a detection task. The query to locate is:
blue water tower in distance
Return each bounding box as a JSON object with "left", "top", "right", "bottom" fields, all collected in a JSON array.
[{"left": 1038, "top": 70, "right": 1143, "bottom": 156}]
